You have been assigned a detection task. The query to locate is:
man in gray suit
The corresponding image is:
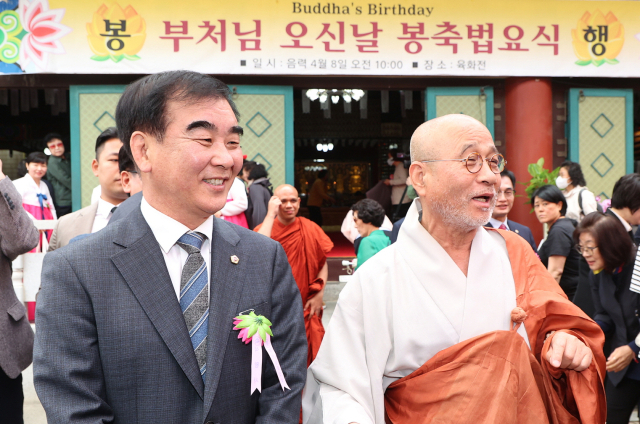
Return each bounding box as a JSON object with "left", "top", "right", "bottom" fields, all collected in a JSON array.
[
  {"left": 34, "top": 71, "right": 307, "bottom": 424},
  {"left": 0, "top": 158, "right": 39, "bottom": 423}
]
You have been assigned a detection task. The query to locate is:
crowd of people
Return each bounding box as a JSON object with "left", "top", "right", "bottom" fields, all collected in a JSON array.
[{"left": 0, "top": 70, "right": 639, "bottom": 424}]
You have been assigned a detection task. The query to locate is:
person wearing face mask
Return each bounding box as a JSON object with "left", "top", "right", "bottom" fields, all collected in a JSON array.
[
  {"left": 574, "top": 213, "right": 640, "bottom": 424},
  {"left": 533, "top": 185, "right": 581, "bottom": 300},
  {"left": 556, "top": 161, "right": 598, "bottom": 223},
  {"left": 383, "top": 150, "right": 411, "bottom": 220}
]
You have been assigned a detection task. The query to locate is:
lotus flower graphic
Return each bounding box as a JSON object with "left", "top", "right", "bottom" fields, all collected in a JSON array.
[
  {"left": 87, "top": 2, "right": 146, "bottom": 62},
  {"left": 571, "top": 10, "right": 624, "bottom": 66},
  {"left": 18, "top": 0, "right": 72, "bottom": 70}
]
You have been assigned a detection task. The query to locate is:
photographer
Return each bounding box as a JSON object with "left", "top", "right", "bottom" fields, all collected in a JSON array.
[{"left": 384, "top": 149, "right": 411, "bottom": 220}]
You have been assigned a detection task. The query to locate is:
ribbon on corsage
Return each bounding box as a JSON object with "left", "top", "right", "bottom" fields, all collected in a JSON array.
[{"left": 233, "top": 310, "right": 290, "bottom": 394}]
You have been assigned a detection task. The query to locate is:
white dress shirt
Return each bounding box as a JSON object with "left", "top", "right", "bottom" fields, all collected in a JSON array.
[
  {"left": 140, "top": 197, "right": 212, "bottom": 300},
  {"left": 91, "top": 185, "right": 101, "bottom": 204},
  {"left": 609, "top": 208, "right": 633, "bottom": 233},
  {"left": 489, "top": 217, "right": 509, "bottom": 230},
  {"left": 90, "top": 198, "right": 118, "bottom": 233}
]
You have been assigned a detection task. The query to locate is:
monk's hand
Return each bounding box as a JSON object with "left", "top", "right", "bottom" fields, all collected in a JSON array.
[
  {"left": 606, "top": 345, "right": 635, "bottom": 373},
  {"left": 267, "top": 196, "right": 282, "bottom": 218},
  {"left": 545, "top": 331, "right": 592, "bottom": 371},
  {"left": 304, "top": 292, "right": 323, "bottom": 318}
]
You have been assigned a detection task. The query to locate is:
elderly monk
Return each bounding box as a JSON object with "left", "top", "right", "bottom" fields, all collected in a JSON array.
[
  {"left": 256, "top": 184, "right": 333, "bottom": 366},
  {"left": 308, "top": 115, "right": 606, "bottom": 424}
]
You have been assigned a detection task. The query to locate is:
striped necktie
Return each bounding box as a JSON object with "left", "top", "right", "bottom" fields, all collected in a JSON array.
[
  {"left": 176, "top": 231, "right": 209, "bottom": 381},
  {"left": 630, "top": 248, "right": 640, "bottom": 294}
]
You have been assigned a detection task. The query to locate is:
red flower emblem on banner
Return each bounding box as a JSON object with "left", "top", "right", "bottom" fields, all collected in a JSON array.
[{"left": 19, "top": 0, "right": 72, "bottom": 70}]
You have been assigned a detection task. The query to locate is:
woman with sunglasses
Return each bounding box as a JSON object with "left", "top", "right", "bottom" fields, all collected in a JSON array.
[
  {"left": 574, "top": 212, "right": 639, "bottom": 424},
  {"left": 532, "top": 184, "right": 581, "bottom": 300}
]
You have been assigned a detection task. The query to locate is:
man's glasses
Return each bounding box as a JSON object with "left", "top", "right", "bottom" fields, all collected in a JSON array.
[
  {"left": 575, "top": 245, "right": 598, "bottom": 255},
  {"left": 497, "top": 189, "right": 515, "bottom": 198},
  {"left": 48, "top": 142, "right": 64, "bottom": 149},
  {"left": 420, "top": 152, "right": 506, "bottom": 174}
]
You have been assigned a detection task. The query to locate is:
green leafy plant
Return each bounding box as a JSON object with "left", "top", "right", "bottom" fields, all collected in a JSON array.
[{"left": 520, "top": 157, "right": 560, "bottom": 212}]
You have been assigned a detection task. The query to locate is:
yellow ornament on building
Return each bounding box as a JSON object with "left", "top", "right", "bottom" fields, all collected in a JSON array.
[{"left": 87, "top": 2, "right": 147, "bottom": 63}]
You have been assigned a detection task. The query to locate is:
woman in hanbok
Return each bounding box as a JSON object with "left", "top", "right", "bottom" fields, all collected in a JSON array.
[
  {"left": 219, "top": 177, "right": 249, "bottom": 228},
  {"left": 13, "top": 152, "right": 57, "bottom": 250}
]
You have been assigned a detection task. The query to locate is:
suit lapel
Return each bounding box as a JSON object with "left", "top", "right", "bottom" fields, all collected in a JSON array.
[
  {"left": 203, "top": 219, "right": 245, "bottom": 414},
  {"left": 110, "top": 209, "right": 204, "bottom": 398},
  {"left": 75, "top": 202, "right": 99, "bottom": 235}
]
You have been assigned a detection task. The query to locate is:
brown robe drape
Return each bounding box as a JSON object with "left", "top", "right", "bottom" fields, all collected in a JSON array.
[
  {"left": 384, "top": 229, "right": 606, "bottom": 424},
  {"left": 255, "top": 216, "right": 333, "bottom": 366}
]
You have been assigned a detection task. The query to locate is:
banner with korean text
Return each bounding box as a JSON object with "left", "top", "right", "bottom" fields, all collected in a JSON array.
[{"left": 1, "top": 0, "right": 638, "bottom": 76}]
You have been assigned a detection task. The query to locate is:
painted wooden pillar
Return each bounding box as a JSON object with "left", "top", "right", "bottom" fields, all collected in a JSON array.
[{"left": 505, "top": 77, "right": 553, "bottom": 245}]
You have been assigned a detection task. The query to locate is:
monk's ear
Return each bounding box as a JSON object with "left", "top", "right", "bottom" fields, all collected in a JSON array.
[{"left": 409, "top": 162, "right": 428, "bottom": 198}]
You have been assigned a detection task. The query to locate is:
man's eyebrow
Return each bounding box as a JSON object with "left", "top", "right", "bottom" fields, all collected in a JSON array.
[
  {"left": 459, "top": 143, "right": 476, "bottom": 156},
  {"left": 186, "top": 120, "right": 215, "bottom": 131},
  {"left": 231, "top": 126, "right": 244, "bottom": 136}
]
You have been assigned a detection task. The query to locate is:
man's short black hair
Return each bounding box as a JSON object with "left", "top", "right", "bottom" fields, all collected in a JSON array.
[
  {"left": 44, "top": 133, "right": 63, "bottom": 146},
  {"left": 532, "top": 185, "right": 567, "bottom": 216},
  {"left": 611, "top": 173, "right": 640, "bottom": 213},
  {"left": 351, "top": 199, "right": 386, "bottom": 227},
  {"left": 95, "top": 127, "right": 120, "bottom": 160},
  {"left": 26, "top": 151, "right": 48, "bottom": 165},
  {"left": 248, "top": 163, "right": 268, "bottom": 181},
  {"left": 500, "top": 169, "right": 516, "bottom": 189},
  {"left": 118, "top": 146, "right": 138, "bottom": 173},
  {"left": 560, "top": 160, "right": 587, "bottom": 187},
  {"left": 318, "top": 169, "right": 328, "bottom": 179},
  {"left": 115, "top": 71, "right": 239, "bottom": 159}
]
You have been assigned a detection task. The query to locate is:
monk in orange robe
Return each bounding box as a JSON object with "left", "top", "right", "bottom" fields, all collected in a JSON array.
[
  {"left": 256, "top": 184, "right": 333, "bottom": 367},
  {"left": 384, "top": 230, "right": 605, "bottom": 424},
  {"left": 307, "top": 115, "right": 605, "bottom": 424}
]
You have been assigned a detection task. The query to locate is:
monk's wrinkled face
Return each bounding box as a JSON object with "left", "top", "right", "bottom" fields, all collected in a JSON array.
[
  {"left": 276, "top": 186, "right": 300, "bottom": 221},
  {"left": 412, "top": 118, "right": 499, "bottom": 232}
]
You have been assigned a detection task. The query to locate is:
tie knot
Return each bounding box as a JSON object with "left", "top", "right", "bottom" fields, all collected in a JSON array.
[
  {"left": 177, "top": 231, "right": 205, "bottom": 253},
  {"left": 499, "top": 223, "right": 507, "bottom": 231}
]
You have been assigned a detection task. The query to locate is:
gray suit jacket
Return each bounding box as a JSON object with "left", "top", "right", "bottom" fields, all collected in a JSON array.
[
  {"left": 0, "top": 176, "right": 38, "bottom": 378},
  {"left": 109, "top": 191, "right": 142, "bottom": 224},
  {"left": 34, "top": 205, "right": 307, "bottom": 423},
  {"left": 47, "top": 201, "right": 98, "bottom": 251}
]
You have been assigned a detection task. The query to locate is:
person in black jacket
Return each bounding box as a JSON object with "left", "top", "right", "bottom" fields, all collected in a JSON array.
[
  {"left": 533, "top": 185, "right": 581, "bottom": 300},
  {"left": 246, "top": 163, "right": 272, "bottom": 229},
  {"left": 574, "top": 212, "right": 640, "bottom": 424}
]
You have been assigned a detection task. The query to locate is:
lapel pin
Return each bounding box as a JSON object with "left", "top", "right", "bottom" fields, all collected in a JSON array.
[
  {"left": 515, "top": 229, "right": 520, "bottom": 234},
  {"left": 230, "top": 255, "right": 239, "bottom": 264}
]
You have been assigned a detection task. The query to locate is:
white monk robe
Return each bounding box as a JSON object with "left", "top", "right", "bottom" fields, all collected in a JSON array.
[{"left": 308, "top": 199, "right": 529, "bottom": 424}]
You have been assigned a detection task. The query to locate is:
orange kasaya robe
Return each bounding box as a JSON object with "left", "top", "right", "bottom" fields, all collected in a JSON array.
[
  {"left": 384, "top": 229, "right": 606, "bottom": 424},
  {"left": 255, "top": 216, "right": 333, "bottom": 366}
]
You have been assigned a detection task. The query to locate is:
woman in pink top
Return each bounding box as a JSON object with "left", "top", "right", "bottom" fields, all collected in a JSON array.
[
  {"left": 13, "top": 152, "right": 56, "bottom": 250},
  {"left": 219, "top": 177, "right": 249, "bottom": 228}
]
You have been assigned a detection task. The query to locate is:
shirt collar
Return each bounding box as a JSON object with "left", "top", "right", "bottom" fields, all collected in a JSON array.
[
  {"left": 140, "top": 197, "right": 213, "bottom": 254},
  {"left": 96, "top": 197, "right": 117, "bottom": 217},
  {"left": 609, "top": 209, "right": 633, "bottom": 232},
  {"left": 489, "top": 217, "right": 508, "bottom": 230}
]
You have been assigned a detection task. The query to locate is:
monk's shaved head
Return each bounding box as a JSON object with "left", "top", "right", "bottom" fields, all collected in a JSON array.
[
  {"left": 274, "top": 184, "right": 298, "bottom": 197},
  {"left": 274, "top": 184, "right": 300, "bottom": 222},
  {"left": 410, "top": 114, "right": 492, "bottom": 162}
]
